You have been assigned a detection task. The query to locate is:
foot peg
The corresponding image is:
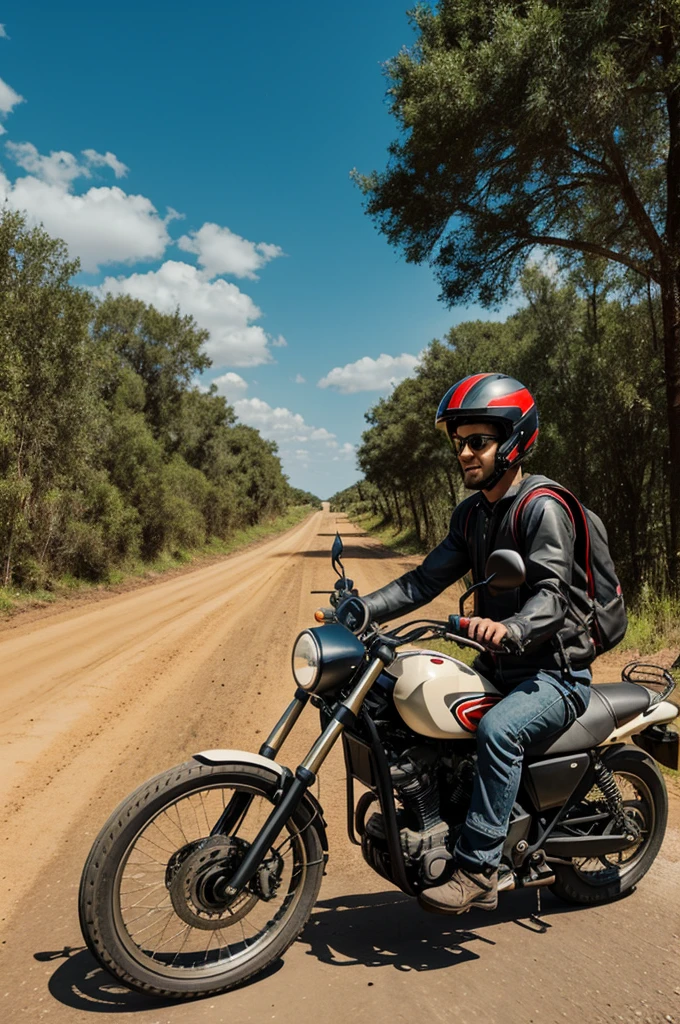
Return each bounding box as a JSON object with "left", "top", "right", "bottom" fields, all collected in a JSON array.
[{"left": 520, "top": 851, "right": 555, "bottom": 889}]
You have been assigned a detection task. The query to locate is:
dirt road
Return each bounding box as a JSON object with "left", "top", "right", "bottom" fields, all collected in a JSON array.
[{"left": 1, "top": 506, "right": 678, "bottom": 1024}]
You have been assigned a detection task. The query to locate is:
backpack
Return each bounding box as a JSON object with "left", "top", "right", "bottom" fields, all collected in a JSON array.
[{"left": 510, "top": 480, "right": 627, "bottom": 655}]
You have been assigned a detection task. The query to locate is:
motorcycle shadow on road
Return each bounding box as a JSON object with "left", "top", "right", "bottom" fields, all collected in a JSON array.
[
  {"left": 35, "top": 888, "right": 580, "bottom": 1010},
  {"left": 299, "top": 887, "right": 582, "bottom": 973},
  {"left": 34, "top": 945, "right": 284, "bottom": 1013}
]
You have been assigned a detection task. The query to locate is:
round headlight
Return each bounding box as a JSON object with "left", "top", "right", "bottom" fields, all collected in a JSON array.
[{"left": 292, "top": 630, "right": 321, "bottom": 690}]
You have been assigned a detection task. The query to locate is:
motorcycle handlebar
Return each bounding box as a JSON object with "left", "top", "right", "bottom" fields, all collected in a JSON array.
[
  {"left": 448, "top": 614, "right": 470, "bottom": 634},
  {"left": 447, "top": 612, "right": 516, "bottom": 655}
]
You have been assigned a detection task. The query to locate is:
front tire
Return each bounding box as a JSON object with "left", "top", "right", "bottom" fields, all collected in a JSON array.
[
  {"left": 550, "top": 747, "right": 667, "bottom": 905},
  {"left": 79, "top": 760, "right": 325, "bottom": 999}
]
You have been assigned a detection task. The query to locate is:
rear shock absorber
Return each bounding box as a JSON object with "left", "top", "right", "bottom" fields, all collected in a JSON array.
[{"left": 593, "top": 757, "right": 638, "bottom": 841}]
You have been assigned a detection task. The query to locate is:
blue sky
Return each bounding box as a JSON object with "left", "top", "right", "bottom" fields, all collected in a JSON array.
[{"left": 0, "top": 2, "right": 510, "bottom": 497}]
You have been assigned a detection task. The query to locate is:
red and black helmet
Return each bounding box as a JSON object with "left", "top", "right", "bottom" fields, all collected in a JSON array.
[{"left": 435, "top": 373, "right": 539, "bottom": 486}]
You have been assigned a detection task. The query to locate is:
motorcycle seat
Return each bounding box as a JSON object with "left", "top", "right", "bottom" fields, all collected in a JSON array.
[{"left": 527, "top": 683, "right": 652, "bottom": 758}]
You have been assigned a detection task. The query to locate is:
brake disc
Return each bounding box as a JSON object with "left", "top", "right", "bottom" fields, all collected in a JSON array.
[{"left": 166, "top": 835, "right": 258, "bottom": 930}]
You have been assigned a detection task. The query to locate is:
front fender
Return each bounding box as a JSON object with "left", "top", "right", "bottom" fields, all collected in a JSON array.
[
  {"left": 192, "top": 748, "right": 329, "bottom": 859},
  {"left": 193, "top": 748, "right": 285, "bottom": 774}
]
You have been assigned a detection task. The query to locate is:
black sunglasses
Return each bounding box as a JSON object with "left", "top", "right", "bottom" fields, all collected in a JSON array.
[{"left": 450, "top": 433, "right": 500, "bottom": 455}]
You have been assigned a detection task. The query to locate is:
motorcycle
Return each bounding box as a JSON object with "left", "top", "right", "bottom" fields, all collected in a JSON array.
[{"left": 79, "top": 535, "right": 679, "bottom": 1000}]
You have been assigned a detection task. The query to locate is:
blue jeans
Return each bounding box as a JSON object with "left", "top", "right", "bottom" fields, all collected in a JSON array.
[{"left": 454, "top": 668, "right": 592, "bottom": 872}]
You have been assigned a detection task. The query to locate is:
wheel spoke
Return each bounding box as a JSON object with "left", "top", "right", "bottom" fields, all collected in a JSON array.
[{"left": 113, "top": 780, "right": 313, "bottom": 978}]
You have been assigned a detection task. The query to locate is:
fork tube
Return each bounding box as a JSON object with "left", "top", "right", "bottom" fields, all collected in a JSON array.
[
  {"left": 299, "top": 657, "right": 385, "bottom": 775},
  {"left": 220, "top": 656, "right": 385, "bottom": 899},
  {"left": 259, "top": 687, "right": 310, "bottom": 759}
]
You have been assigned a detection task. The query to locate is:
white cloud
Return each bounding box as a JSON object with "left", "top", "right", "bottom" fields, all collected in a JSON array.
[
  {"left": 82, "top": 148, "right": 128, "bottom": 178},
  {"left": 310, "top": 427, "right": 335, "bottom": 442},
  {"left": 177, "top": 222, "right": 284, "bottom": 279},
  {"left": 6, "top": 141, "right": 85, "bottom": 186},
  {"left": 526, "top": 246, "right": 562, "bottom": 281},
  {"left": 295, "top": 449, "right": 309, "bottom": 458},
  {"left": 0, "top": 144, "right": 173, "bottom": 272},
  {"left": 7, "top": 142, "right": 129, "bottom": 185},
  {"left": 333, "top": 442, "right": 357, "bottom": 462},
  {"left": 317, "top": 352, "right": 421, "bottom": 393},
  {"left": 0, "top": 77, "right": 23, "bottom": 117},
  {"left": 0, "top": 25, "right": 8, "bottom": 38},
  {"left": 2, "top": 138, "right": 286, "bottom": 369},
  {"left": 211, "top": 371, "right": 248, "bottom": 400},
  {"left": 233, "top": 397, "right": 337, "bottom": 446},
  {"left": 294, "top": 374, "right": 306, "bottom": 384},
  {"left": 93, "top": 261, "right": 275, "bottom": 367}
]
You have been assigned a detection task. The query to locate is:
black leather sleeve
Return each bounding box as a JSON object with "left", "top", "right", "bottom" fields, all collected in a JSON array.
[
  {"left": 501, "top": 496, "right": 575, "bottom": 651},
  {"left": 362, "top": 503, "right": 472, "bottom": 623}
]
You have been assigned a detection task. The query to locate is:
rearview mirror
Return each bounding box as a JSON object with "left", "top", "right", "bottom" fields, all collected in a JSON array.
[
  {"left": 331, "top": 533, "right": 344, "bottom": 561},
  {"left": 484, "top": 549, "right": 525, "bottom": 591}
]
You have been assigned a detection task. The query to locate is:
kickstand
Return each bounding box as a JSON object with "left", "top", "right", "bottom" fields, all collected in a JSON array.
[{"left": 529, "top": 887, "right": 549, "bottom": 932}]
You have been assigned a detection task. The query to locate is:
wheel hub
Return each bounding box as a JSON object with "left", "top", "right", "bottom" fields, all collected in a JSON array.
[{"left": 166, "top": 835, "right": 258, "bottom": 930}]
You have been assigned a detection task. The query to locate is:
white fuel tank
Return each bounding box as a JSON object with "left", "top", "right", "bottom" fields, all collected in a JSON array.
[{"left": 388, "top": 649, "right": 503, "bottom": 740}]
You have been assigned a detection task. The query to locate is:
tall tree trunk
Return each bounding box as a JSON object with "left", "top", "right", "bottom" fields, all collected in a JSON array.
[
  {"left": 662, "top": 56, "right": 680, "bottom": 592},
  {"left": 3, "top": 518, "right": 15, "bottom": 588},
  {"left": 660, "top": 273, "right": 680, "bottom": 591},
  {"left": 418, "top": 490, "right": 431, "bottom": 545},
  {"left": 376, "top": 489, "right": 390, "bottom": 523},
  {"left": 444, "top": 466, "right": 458, "bottom": 503},
  {"left": 406, "top": 486, "right": 422, "bottom": 544},
  {"left": 391, "top": 485, "right": 403, "bottom": 532}
]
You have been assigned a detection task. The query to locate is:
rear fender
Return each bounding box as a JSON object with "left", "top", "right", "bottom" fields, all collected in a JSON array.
[
  {"left": 192, "top": 748, "right": 329, "bottom": 856},
  {"left": 600, "top": 700, "right": 679, "bottom": 745}
]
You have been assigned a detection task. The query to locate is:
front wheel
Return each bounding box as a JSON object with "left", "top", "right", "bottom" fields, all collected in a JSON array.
[
  {"left": 79, "top": 760, "right": 325, "bottom": 999},
  {"left": 549, "top": 747, "right": 668, "bottom": 906}
]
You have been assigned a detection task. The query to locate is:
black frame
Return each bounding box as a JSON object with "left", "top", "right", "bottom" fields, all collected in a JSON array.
[{"left": 340, "top": 705, "right": 641, "bottom": 893}]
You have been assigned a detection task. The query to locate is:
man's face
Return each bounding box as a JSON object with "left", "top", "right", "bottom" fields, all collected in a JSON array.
[{"left": 451, "top": 421, "right": 501, "bottom": 490}]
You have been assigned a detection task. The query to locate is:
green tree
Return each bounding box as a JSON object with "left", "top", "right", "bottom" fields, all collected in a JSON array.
[
  {"left": 353, "top": 266, "right": 667, "bottom": 595},
  {"left": 358, "top": 0, "right": 680, "bottom": 584},
  {"left": 93, "top": 295, "right": 210, "bottom": 443},
  {"left": 0, "top": 210, "right": 99, "bottom": 585}
]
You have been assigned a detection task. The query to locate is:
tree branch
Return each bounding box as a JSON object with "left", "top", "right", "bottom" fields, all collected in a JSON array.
[
  {"left": 521, "top": 233, "right": 656, "bottom": 281},
  {"left": 567, "top": 145, "right": 611, "bottom": 175},
  {"left": 602, "top": 134, "right": 664, "bottom": 259}
]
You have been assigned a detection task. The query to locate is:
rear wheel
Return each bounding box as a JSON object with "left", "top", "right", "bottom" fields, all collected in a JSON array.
[
  {"left": 79, "top": 760, "right": 325, "bottom": 999},
  {"left": 549, "top": 747, "right": 667, "bottom": 905}
]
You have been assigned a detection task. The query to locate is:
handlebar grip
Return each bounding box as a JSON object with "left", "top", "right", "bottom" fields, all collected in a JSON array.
[{"left": 447, "top": 614, "right": 469, "bottom": 635}]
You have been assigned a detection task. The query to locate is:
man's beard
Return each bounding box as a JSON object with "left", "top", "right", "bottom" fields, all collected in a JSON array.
[{"left": 457, "top": 461, "right": 495, "bottom": 491}]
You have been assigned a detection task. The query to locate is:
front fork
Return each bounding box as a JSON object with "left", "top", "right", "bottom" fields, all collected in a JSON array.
[
  {"left": 215, "top": 655, "right": 388, "bottom": 899},
  {"left": 209, "top": 688, "right": 311, "bottom": 838}
]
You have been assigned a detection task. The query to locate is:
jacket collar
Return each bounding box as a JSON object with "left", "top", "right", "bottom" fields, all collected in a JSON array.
[{"left": 479, "top": 475, "right": 526, "bottom": 514}]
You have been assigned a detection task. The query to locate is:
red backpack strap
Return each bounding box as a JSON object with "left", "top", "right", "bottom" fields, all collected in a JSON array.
[{"left": 511, "top": 484, "right": 595, "bottom": 598}]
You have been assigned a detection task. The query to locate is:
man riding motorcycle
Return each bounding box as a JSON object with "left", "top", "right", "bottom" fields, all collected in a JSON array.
[{"left": 361, "top": 372, "right": 595, "bottom": 914}]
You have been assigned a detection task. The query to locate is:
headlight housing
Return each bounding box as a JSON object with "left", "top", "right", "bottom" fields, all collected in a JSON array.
[
  {"left": 292, "top": 630, "right": 321, "bottom": 690},
  {"left": 291, "top": 624, "right": 366, "bottom": 695}
]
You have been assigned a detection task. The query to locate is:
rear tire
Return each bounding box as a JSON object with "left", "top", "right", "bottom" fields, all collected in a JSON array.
[
  {"left": 79, "top": 760, "right": 325, "bottom": 999},
  {"left": 549, "top": 747, "right": 667, "bottom": 905}
]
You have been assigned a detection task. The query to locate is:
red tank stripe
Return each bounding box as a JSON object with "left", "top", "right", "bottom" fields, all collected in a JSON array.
[
  {"left": 447, "top": 372, "right": 492, "bottom": 410},
  {"left": 487, "top": 387, "right": 534, "bottom": 415},
  {"left": 454, "top": 695, "right": 501, "bottom": 732}
]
